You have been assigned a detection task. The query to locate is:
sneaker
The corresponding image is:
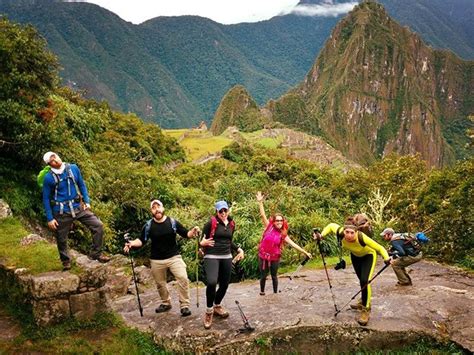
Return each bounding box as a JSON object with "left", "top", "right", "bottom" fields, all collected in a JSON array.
[
  {"left": 259, "top": 292, "right": 265, "bottom": 296},
  {"left": 204, "top": 311, "right": 213, "bottom": 329},
  {"left": 213, "top": 305, "right": 229, "bottom": 318},
  {"left": 155, "top": 304, "right": 172, "bottom": 313},
  {"left": 181, "top": 307, "right": 191, "bottom": 317},
  {"left": 357, "top": 307, "right": 371, "bottom": 326},
  {"left": 62, "top": 261, "right": 72, "bottom": 271}
]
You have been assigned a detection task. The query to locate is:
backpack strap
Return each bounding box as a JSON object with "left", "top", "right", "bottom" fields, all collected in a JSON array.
[
  {"left": 143, "top": 219, "right": 153, "bottom": 242},
  {"left": 209, "top": 216, "right": 218, "bottom": 239},
  {"left": 144, "top": 217, "right": 177, "bottom": 242},
  {"left": 49, "top": 164, "right": 82, "bottom": 218},
  {"left": 170, "top": 217, "right": 177, "bottom": 234},
  {"left": 357, "top": 232, "right": 366, "bottom": 247}
]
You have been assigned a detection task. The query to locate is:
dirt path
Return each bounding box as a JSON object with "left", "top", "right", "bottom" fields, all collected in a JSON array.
[
  {"left": 112, "top": 260, "right": 473, "bottom": 353},
  {"left": 0, "top": 306, "right": 21, "bottom": 342}
]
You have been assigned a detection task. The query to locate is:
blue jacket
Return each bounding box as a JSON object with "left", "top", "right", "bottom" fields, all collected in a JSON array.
[{"left": 42, "top": 164, "right": 90, "bottom": 221}]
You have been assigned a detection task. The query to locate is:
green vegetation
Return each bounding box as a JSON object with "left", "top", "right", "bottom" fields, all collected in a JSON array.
[
  {"left": 0, "top": 218, "right": 62, "bottom": 274},
  {"left": 356, "top": 337, "right": 465, "bottom": 354},
  {"left": 0, "top": 309, "right": 166, "bottom": 354}
]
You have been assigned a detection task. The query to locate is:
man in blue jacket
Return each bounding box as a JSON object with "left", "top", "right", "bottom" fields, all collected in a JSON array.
[
  {"left": 381, "top": 228, "right": 422, "bottom": 286},
  {"left": 42, "top": 151, "right": 109, "bottom": 270}
]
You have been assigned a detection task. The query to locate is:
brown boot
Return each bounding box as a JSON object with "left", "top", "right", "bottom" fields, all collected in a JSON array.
[
  {"left": 350, "top": 301, "right": 363, "bottom": 310},
  {"left": 357, "top": 307, "right": 371, "bottom": 326},
  {"left": 204, "top": 310, "right": 213, "bottom": 329},
  {"left": 213, "top": 305, "right": 229, "bottom": 318}
]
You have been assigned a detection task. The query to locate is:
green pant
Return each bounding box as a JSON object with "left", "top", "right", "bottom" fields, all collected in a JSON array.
[{"left": 392, "top": 252, "right": 422, "bottom": 284}]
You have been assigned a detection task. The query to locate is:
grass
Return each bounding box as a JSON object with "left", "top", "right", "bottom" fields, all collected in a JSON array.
[
  {"left": 0, "top": 217, "right": 63, "bottom": 274},
  {"left": 0, "top": 308, "right": 167, "bottom": 354},
  {"left": 164, "top": 128, "right": 232, "bottom": 161},
  {"left": 163, "top": 128, "right": 188, "bottom": 140},
  {"left": 241, "top": 130, "right": 285, "bottom": 149}
]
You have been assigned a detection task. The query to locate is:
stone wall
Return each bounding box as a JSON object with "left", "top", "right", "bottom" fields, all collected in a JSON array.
[{"left": 0, "top": 253, "right": 131, "bottom": 326}]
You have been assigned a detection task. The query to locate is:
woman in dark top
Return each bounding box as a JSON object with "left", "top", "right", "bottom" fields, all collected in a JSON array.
[{"left": 200, "top": 200, "right": 244, "bottom": 329}]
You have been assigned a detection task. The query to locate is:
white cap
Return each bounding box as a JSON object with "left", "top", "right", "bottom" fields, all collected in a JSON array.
[
  {"left": 43, "top": 151, "right": 57, "bottom": 164},
  {"left": 150, "top": 200, "right": 163, "bottom": 209}
]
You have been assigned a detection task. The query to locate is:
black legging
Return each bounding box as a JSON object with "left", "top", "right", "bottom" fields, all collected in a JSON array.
[
  {"left": 350, "top": 253, "right": 375, "bottom": 308},
  {"left": 203, "top": 258, "right": 233, "bottom": 308},
  {"left": 258, "top": 257, "right": 280, "bottom": 293}
]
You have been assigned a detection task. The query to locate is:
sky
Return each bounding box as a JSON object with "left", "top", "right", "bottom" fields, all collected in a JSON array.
[{"left": 70, "top": 0, "right": 359, "bottom": 25}]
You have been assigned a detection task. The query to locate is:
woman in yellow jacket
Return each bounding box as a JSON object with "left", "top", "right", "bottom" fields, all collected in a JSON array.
[{"left": 314, "top": 216, "right": 391, "bottom": 326}]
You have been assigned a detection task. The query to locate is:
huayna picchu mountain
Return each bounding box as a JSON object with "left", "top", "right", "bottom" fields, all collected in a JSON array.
[
  {"left": 210, "top": 85, "right": 269, "bottom": 135},
  {"left": 267, "top": 1, "right": 473, "bottom": 167}
]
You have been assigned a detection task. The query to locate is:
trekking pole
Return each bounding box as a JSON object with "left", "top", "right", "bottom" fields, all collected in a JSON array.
[
  {"left": 289, "top": 255, "right": 311, "bottom": 281},
  {"left": 235, "top": 300, "right": 255, "bottom": 333},
  {"left": 316, "top": 238, "right": 339, "bottom": 313},
  {"left": 195, "top": 232, "right": 200, "bottom": 308},
  {"left": 124, "top": 233, "right": 143, "bottom": 317},
  {"left": 281, "top": 255, "right": 310, "bottom": 293},
  {"left": 334, "top": 261, "right": 391, "bottom": 317}
]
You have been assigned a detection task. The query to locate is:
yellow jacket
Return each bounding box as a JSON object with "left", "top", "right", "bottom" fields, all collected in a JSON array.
[{"left": 321, "top": 223, "right": 389, "bottom": 260}]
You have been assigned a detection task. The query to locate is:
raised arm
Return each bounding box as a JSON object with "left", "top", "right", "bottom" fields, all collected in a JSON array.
[
  {"left": 284, "top": 236, "right": 312, "bottom": 258},
  {"left": 256, "top": 191, "right": 269, "bottom": 226}
]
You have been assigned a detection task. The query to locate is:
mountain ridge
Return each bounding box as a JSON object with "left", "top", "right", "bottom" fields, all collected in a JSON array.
[{"left": 1, "top": 0, "right": 473, "bottom": 127}]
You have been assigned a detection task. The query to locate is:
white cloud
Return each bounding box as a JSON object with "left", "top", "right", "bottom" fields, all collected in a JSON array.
[
  {"left": 78, "top": 0, "right": 300, "bottom": 25},
  {"left": 288, "top": 2, "right": 358, "bottom": 18}
]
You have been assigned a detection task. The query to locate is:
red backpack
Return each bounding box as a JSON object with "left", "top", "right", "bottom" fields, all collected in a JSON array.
[{"left": 258, "top": 218, "right": 287, "bottom": 263}]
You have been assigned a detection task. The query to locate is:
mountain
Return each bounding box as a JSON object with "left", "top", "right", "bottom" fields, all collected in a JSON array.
[
  {"left": 268, "top": 1, "right": 473, "bottom": 167},
  {"left": 1, "top": 0, "right": 473, "bottom": 128},
  {"left": 210, "top": 85, "right": 269, "bottom": 135}
]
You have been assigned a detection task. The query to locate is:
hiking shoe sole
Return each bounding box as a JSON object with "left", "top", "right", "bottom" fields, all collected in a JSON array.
[{"left": 155, "top": 304, "right": 172, "bottom": 313}]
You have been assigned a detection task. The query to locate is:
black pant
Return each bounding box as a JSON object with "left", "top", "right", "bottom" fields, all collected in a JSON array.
[
  {"left": 351, "top": 253, "right": 375, "bottom": 308},
  {"left": 203, "top": 258, "right": 232, "bottom": 308},
  {"left": 54, "top": 208, "right": 104, "bottom": 263},
  {"left": 258, "top": 257, "right": 280, "bottom": 293}
]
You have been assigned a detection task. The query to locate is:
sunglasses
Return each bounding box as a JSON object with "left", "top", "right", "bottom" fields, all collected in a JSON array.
[
  {"left": 274, "top": 219, "right": 284, "bottom": 222},
  {"left": 218, "top": 208, "right": 228, "bottom": 214}
]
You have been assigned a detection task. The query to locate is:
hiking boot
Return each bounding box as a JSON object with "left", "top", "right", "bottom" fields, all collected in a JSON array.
[
  {"left": 357, "top": 307, "right": 371, "bottom": 326},
  {"left": 396, "top": 281, "right": 412, "bottom": 286},
  {"left": 204, "top": 311, "right": 213, "bottom": 329},
  {"left": 181, "top": 307, "right": 191, "bottom": 317},
  {"left": 62, "top": 261, "right": 72, "bottom": 271},
  {"left": 350, "top": 301, "right": 363, "bottom": 310},
  {"left": 155, "top": 304, "right": 172, "bottom": 313},
  {"left": 213, "top": 305, "right": 229, "bottom": 318}
]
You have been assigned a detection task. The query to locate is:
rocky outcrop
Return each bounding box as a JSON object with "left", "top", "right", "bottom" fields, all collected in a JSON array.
[
  {"left": 268, "top": 1, "right": 473, "bottom": 167},
  {"left": 112, "top": 260, "right": 473, "bottom": 353}
]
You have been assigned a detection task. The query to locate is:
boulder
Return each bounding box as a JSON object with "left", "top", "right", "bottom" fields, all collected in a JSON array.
[
  {"left": 29, "top": 272, "right": 80, "bottom": 299},
  {"left": 0, "top": 199, "right": 12, "bottom": 219},
  {"left": 69, "top": 289, "right": 109, "bottom": 321},
  {"left": 20, "top": 234, "right": 47, "bottom": 246},
  {"left": 32, "top": 299, "right": 70, "bottom": 326}
]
